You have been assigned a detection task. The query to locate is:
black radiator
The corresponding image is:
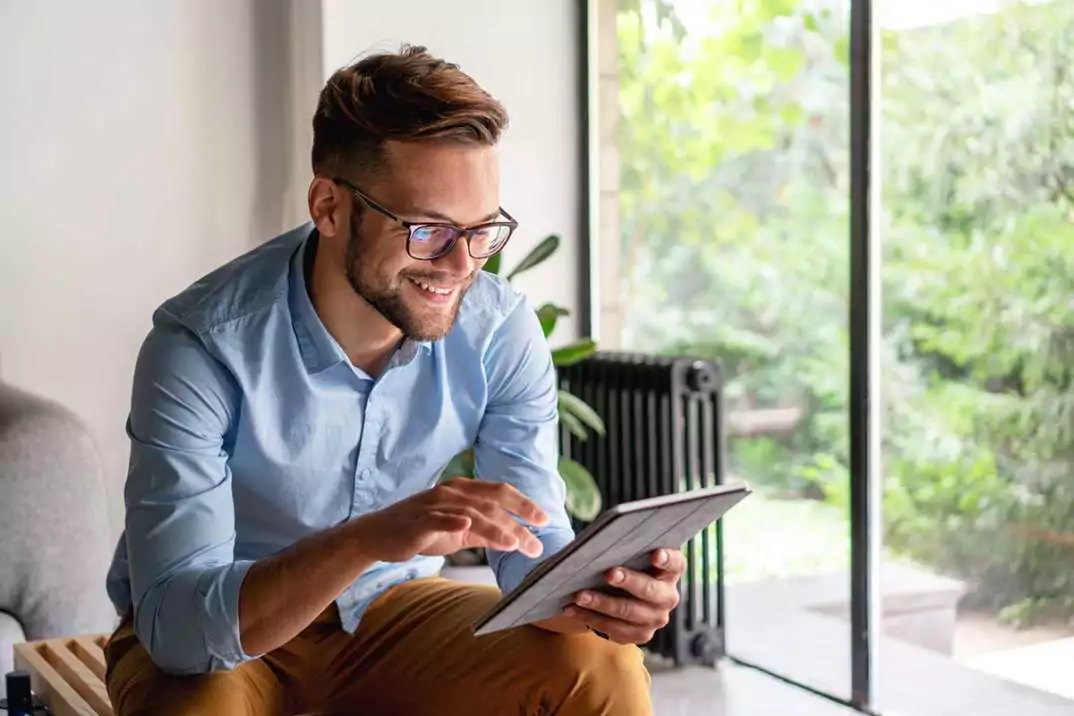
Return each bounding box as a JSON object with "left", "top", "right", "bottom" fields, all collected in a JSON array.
[{"left": 557, "top": 351, "right": 727, "bottom": 666}]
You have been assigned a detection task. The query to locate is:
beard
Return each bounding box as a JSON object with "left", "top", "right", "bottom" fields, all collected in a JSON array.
[{"left": 344, "top": 212, "right": 473, "bottom": 342}]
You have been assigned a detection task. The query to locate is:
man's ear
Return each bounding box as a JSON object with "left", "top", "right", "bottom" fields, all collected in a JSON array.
[{"left": 309, "top": 176, "right": 345, "bottom": 238}]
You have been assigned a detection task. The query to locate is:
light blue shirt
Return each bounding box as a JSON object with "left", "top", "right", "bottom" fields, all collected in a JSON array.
[{"left": 105, "top": 223, "right": 574, "bottom": 675}]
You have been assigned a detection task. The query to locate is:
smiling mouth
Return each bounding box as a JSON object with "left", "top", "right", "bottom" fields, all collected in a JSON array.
[{"left": 407, "top": 276, "right": 456, "bottom": 297}]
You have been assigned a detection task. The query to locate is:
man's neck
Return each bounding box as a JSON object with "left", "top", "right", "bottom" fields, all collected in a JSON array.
[{"left": 307, "top": 238, "right": 401, "bottom": 378}]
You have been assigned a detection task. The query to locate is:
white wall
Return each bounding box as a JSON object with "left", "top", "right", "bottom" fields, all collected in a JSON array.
[
  {"left": 0, "top": 0, "right": 312, "bottom": 535},
  {"left": 321, "top": 0, "right": 583, "bottom": 340},
  {"left": 0, "top": 0, "right": 582, "bottom": 537}
]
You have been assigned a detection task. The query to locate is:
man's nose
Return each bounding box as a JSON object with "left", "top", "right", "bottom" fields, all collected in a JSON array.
[{"left": 435, "top": 233, "right": 477, "bottom": 277}]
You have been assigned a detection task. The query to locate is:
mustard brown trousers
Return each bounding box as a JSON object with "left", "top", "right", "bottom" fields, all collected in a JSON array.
[{"left": 104, "top": 577, "right": 654, "bottom": 715}]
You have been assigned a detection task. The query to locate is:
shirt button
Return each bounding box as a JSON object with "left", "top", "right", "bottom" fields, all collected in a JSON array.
[{"left": 359, "top": 468, "right": 371, "bottom": 481}]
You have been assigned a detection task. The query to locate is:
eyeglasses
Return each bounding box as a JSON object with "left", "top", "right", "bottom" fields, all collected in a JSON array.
[{"left": 333, "top": 177, "right": 518, "bottom": 261}]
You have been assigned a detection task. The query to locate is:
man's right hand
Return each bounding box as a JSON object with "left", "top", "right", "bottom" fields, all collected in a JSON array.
[
  {"left": 351, "top": 477, "right": 549, "bottom": 563},
  {"left": 239, "top": 478, "right": 548, "bottom": 657}
]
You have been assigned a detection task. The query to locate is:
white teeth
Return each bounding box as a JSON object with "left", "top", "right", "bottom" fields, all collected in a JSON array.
[{"left": 410, "top": 278, "right": 453, "bottom": 295}]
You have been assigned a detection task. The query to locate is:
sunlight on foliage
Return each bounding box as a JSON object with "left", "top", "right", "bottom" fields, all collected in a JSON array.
[{"left": 618, "top": 0, "right": 1074, "bottom": 624}]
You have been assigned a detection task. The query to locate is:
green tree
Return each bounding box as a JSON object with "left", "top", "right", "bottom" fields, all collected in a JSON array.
[
  {"left": 617, "top": 0, "right": 851, "bottom": 493},
  {"left": 879, "top": 2, "right": 1074, "bottom": 621},
  {"left": 617, "top": 0, "right": 1074, "bottom": 622}
]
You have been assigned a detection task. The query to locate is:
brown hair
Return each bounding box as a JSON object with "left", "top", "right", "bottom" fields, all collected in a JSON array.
[{"left": 311, "top": 44, "right": 509, "bottom": 177}]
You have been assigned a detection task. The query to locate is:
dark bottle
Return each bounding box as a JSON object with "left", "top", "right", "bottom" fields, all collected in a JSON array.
[{"left": 1, "top": 670, "right": 45, "bottom": 716}]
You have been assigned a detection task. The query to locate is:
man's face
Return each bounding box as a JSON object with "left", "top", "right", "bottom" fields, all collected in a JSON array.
[{"left": 342, "top": 141, "right": 499, "bottom": 342}]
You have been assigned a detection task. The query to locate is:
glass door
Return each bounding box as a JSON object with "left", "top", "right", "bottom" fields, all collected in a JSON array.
[{"left": 598, "top": 0, "right": 860, "bottom": 703}]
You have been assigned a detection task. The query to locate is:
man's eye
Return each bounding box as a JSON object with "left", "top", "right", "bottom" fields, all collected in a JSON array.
[{"left": 411, "top": 226, "right": 456, "bottom": 244}]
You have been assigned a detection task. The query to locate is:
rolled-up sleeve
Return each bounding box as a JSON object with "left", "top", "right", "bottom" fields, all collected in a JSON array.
[
  {"left": 475, "top": 299, "right": 576, "bottom": 596},
  {"left": 122, "top": 315, "right": 256, "bottom": 674}
]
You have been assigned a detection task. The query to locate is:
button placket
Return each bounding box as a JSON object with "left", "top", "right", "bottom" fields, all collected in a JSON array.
[{"left": 353, "top": 387, "right": 381, "bottom": 513}]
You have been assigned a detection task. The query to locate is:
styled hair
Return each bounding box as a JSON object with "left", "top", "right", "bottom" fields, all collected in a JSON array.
[{"left": 311, "top": 44, "right": 509, "bottom": 177}]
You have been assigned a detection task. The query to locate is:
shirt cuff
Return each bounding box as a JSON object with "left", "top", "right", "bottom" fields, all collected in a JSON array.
[
  {"left": 490, "top": 526, "right": 575, "bottom": 596},
  {"left": 196, "top": 559, "right": 258, "bottom": 670}
]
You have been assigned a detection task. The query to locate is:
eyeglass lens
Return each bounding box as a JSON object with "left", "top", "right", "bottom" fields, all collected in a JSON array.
[{"left": 409, "top": 224, "right": 512, "bottom": 259}]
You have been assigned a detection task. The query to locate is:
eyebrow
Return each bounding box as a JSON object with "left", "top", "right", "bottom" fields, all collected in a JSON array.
[{"left": 407, "top": 206, "right": 503, "bottom": 225}]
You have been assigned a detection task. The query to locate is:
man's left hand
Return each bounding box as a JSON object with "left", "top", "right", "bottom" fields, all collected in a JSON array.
[{"left": 562, "top": 548, "right": 685, "bottom": 645}]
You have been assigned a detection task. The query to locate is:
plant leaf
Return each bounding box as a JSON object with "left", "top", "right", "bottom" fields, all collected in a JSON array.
[
  {"left": 483, "top": 253, "right": 502, "bottom": 276},
  {"left": 559, "top": 389, "right": 606, "bottom": 435},
  {"left": 552, "top": 339, "right": 597, "bottom": 367},
  {"left": 560, "top": 410, "right": 589, "bottom": 441},
  {"left": 559, "top": 456, "right": 602, "bottom": 521},
  {"left": 536, "top": 303, "right": 570, "bottom": 337},
  {"left": 506, "top": 234, "right": 560, "bottom": 281},
  {"left": 441, "top": 448, "right": 475, "bottom": 479}
]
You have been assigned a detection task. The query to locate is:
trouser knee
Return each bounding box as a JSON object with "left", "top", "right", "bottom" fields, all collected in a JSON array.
[{"left": 528, "top": 632, "right": 653, "bottom": 715}]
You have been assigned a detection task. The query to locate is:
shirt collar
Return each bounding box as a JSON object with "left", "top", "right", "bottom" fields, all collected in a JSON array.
[
  {"left": 289, "top": 227, "right": 349, "bottom": 375},
  {"left": 289, "top": 226, "right": 432, "bottom": 376}
]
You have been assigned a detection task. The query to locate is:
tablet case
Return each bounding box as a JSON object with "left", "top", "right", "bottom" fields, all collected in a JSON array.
[{"left": 473, "top": 483, "right": 751, "bottom": 636}]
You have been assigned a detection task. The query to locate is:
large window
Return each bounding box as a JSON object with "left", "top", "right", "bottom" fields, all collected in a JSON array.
[
  {"left": 876, "top": 0, "right": 1074, "bottom": 710},
  {"left": 595, "top": 0, "right": 1074, "bottom": 711},
  {"left": 603, "top": 0, "right": 854, "bottom": 698}
]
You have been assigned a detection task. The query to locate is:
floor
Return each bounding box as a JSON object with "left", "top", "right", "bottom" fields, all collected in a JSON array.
[
  {"left": 964, "top": 637, "right": 1074, "bottom": 702},
  {"left": 649, "top": 661, "right": 858, "bottom": 716}
]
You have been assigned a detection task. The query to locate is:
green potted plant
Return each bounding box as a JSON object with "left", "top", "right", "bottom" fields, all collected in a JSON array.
[{"left": 440, "top": 234, "right": 605, "bottom": 523}]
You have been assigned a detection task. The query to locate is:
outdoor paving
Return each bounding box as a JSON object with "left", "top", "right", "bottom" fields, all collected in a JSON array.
[
  {"left": 650, "top": 661, "right": 857, "bottom": 716},
  {"left": 964, "top": 637, "right": 1074, "bottom": 702}
]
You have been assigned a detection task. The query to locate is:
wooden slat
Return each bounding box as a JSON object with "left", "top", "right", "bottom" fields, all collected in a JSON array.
[
  {"left": 71, "top": 635, "right": 108, "bottom": 682},
  {"left": 42, "top": 641, "right": 114, "bottom": 716},
  {"left": 94, "top": 635, "right": 108, "bottom": 650},
  {"left": 71, "top": 636, "right": 108, "bottom": 682},
  {"left": 13, "top": 642, "right": 98, "bottom": 716}
]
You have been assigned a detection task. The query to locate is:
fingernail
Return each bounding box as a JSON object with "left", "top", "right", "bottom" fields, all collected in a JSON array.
[
  {"left": 656, "top": 550, "right": 668, "bottom": 566},
  {"left": 609, "top": 569, "right": 624, "bottom": 584},
  {"left": 577, "top": 592, "right": 592, "bottom": 605}
]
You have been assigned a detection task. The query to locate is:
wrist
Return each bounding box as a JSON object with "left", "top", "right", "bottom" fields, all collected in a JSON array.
[{"left": 340, "top": 515, "right": 381, "bottom": 565}]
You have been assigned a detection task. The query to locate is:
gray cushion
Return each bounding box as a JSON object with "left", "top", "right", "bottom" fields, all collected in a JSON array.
[
  {"left": 0, "top": 610, "right": 26, "bottom": 698},
  {"left": 0, "top": 382, "right": 115, "bottom": 686}
]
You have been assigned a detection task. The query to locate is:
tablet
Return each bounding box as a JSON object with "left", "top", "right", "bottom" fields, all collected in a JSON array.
[{"left": 472, "top": 482, "right": 752, "bottom": 636}]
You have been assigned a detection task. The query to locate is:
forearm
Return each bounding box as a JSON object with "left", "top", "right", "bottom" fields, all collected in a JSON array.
[{"left": 238, "top": 518, "right": 375, "bottom": 655}]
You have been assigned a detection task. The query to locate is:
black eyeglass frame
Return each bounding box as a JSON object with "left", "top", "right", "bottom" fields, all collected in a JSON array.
[{"left": 332, "top": 177, "right": 519, "bottom": 261}]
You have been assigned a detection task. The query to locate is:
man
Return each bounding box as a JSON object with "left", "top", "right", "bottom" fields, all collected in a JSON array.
[{"left": 103, "top": 45, "right": 683, "bottom": 715}]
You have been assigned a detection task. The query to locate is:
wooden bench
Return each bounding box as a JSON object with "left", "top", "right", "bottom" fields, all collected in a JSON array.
[
  {"left": 13, "top": 636, "right": 328, "bottom": 716},
  {"left": 13, "top": 635, "right": 112, "bottom": 716}
]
